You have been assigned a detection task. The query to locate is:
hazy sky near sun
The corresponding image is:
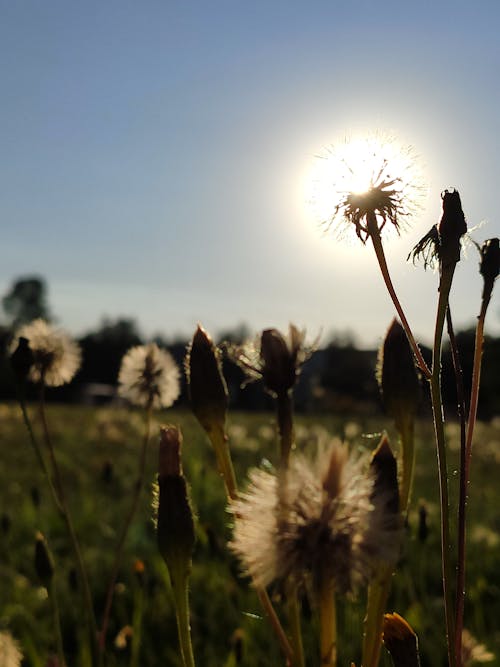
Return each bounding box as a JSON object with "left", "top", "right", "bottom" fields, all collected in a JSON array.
[{"left": 2, "top": 1, "right": 500, "bottom": 347}]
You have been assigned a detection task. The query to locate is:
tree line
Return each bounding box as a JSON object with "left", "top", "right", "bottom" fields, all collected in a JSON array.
[{"left": 1, "top": 276, "right": 500, "bottom": 419}]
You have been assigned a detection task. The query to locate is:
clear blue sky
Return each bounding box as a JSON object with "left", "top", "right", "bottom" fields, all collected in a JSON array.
[{"left": 2, "top": 1, "right": 500, "bottom": 347}]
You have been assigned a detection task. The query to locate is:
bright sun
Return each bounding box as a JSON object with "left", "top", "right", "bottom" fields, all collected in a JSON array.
[{"left": 307, "top": 133, "right": 426, "bottom": 240}]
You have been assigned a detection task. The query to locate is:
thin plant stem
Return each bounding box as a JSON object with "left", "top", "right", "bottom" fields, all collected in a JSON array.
[
  {"left": 276, "top": 390, "right": 294, "bottom": 467},
  {"left": 130, "top": 581, "right": 144, "bottom": 667},
  {"left": 13, "top": 382, "right": 63, "bottom": 514},
  {"left": 367, "top": 216, "right": 431, "bottom": 379},
  {"left": 429, "top": 265, "right": 456, "bottom": 667},
  {"left": 207, "top": 421, "right": 294, "bottom": 664},
  {"left": 38, "top": 385, "right": 100, "bottom": 667},
  {"left": 319, "top": 576, "right": 337, "bottom": 667},
  {"left": 399, "top": 418, "right": 416, "bottom": 514},
  {"left": 209, "top": 425, "right": 239, "bottom": 501},
  {"left": 455, "top": 290, "right": 492, "bottom": 664},
  {"left": 276, "top": 390, "right": 305, "bottom": 667},
  {"left": 447, "top": 308, "right": 467, "bottom": 667},
  {"left": 99, "top": 404, "right": 153, "bottom": 655},
  {"left": 48, "top": 579, "right": 66, "bottom": 667},
  {"left": 362, "top": 565, "right": 394, "bottom": 667},
  {"left": 286, "top": 583, "right": 305, "bottom": 667},
  {"left": 171, "top": 573, "right": 196, "bottom": 667}
]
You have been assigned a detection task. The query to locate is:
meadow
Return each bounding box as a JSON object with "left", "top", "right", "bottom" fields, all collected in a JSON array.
[{"left": 1, "top": 402, "right": 499, "bottom": 666}]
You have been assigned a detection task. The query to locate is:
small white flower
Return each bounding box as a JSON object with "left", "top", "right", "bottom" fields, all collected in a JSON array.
[
  {"left": 118, "top": 343, "right": 180, "bottom": 409},
  {"left": 0, "top": 630, "right": 23, "bottom": 667},
  {"left": 10, "top": 319, "right": 81, "bottom": 386}
]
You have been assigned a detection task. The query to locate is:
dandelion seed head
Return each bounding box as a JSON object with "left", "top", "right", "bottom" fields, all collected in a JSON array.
[
  {"left": 462, "top": 629, "right": 494, "bottom": 666},
  {"left": 118, "top": 343, "right": 180, "bottom": 409},
  {"left": 230, "top": 439, "right": 400, "bottom": 595},
  {"left": 309, "top": 134, "right": 426, "bottom": 244},
  {"left": 0, "top": 630, "right": 23, "bottom": 667},
  {"left": 10, "top": 318, "right": 81, "bottom": 386}
]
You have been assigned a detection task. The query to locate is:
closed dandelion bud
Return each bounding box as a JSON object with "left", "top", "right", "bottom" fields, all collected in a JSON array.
[
  {"left": 479, "top": 238, "right": 500, "bottom": 300},
  {"left": 383, "top": 613, "right": 421, "bottom": 667},
  {"left": 9, "top": 336, "right": 34, "bottom": 382},
  {"left": 186, "top": 325, "right": 228, "bottom": 436},
  {"left": 438, "top": 189, "right": 467, "bottom": 268},
  {"left": 260, "top": 328, "right": 297, "bottom": 395},
  {"left": 157, "top": 427, "right": 195, "bottom": 582},
  {"left": 377, "top": 320, "right": 420, "bottom": 431},
  {"left": 231, "top": 628, "right": 245, "bottom": 664},
  {"left": 370, "top": 434, "right": 400, "bottom": 519},
  {"left": 34, "top": 532, "right": 54, "bottom": 587}
]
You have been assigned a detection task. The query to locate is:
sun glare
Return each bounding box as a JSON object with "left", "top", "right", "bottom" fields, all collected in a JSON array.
[{"left": 307, "top": 134, "right": 426, "bottom": 242}]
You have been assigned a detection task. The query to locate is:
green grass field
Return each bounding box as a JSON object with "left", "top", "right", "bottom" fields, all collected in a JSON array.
[{"left": 1, "top": 403, "right": 499, "bottom": 666}]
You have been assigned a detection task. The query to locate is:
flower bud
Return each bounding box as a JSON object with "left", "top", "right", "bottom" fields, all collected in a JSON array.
[
  {"left": 370, "top": 434, "right": 400, "bottom": 526},
  {"left": 156, "top": 427, "right": 195, "bottom": 583},
  {"left": 34, "top": 532, "right": 54, "bottom": 587},
  {"left": 9, "top": 336, "right": 34, "bottom": 383},
  {"left": 438, "top": 189, "right": 467, "bottom": 268},
  {"left": 479, "top": 237, "right": 500, "bottom": 301},
  {"left": 260, "top": 328, "right": 298, "bottom": 395},
  {"left": 186, "top": 325, "right": 228, "bottom": 437},
  {"left": 383, "top": 613, "right": 421, "bottom": 667},
  {"left": 377, "top": 320, "right": 420, "bottom": 433}
]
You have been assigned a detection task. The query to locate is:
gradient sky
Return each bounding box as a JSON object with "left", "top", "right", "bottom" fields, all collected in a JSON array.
[{"left": 2, "top": 1, "right": 500, "bottom": 347}]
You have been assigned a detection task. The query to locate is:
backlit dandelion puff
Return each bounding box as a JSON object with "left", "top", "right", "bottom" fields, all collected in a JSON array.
[
  {"left": 309, "top": 134, "right": 426, "bottom": 243},
  {"left": 230, "top": 440, "right": 399, "bottom": 595},
  {"left": 0, "top": 630, "right": 23, "bottom": 667},
  {"left": 10, "top": 318, "right": 81, "bottom": 386},
  {"left": 118, "top": 343, "right": 180, "bottom": 409}
]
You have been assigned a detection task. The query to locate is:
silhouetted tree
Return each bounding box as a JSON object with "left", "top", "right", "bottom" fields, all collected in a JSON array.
[
  {"left": 2, "top": 276, "right": 51, "bottom": 327},
  {"left": 78, "top": 317, "right": 143, "bottom": 385}
]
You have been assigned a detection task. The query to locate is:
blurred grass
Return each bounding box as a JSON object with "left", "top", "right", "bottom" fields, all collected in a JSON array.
[{"left": 1, "top": 403, "right": 499, "bottom": 666}]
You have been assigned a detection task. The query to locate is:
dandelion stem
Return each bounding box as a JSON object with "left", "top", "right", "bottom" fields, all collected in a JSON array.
[
  {"left": 286, "top": 581, "right": 305, "bottom": 667},
  {"left": 455, "top": 288, "right": 493, "bottom": 665},
  {"left": 430, "top": 266, "right": 456, "bottom": 667},
  {"left": 367, "top": 214, "right": 431, "bottom": 379},
  {"left": 362, "top": 567, "right": 393, "bottom": 667},
  {"left": 38, "top": 385, "right": 100, "bottom": 667},
  {"left": 276, "top": 391, "right": 294, "bottom": 467},
  {"left": 99, "top": 403, "right": 153, "bottom": 656},
  {"left": 210, "top": 422, "right": 294, "bottom": 663},
  {"left": 399, "top": 418, "right": 416, "bottom": 516},
  {"left": 48, "top": 579, "right": 66, "bottom": 667},
  {"left": 130, "top": 581, "right": 144, "bottom": 667},
  {"left": 319, "top": 576, "right": 337, "bottom": 667},
  {"left": 171, "top": 572, "right": 196, "bottom": 667}
]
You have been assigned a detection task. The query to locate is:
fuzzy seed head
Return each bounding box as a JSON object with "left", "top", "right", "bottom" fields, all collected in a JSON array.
[
  {"left": 9, "top": 319, "right": 81, "bottom": 386},
  {"left": 0, "top": 631, "right": 23, "bottom": 667},
  {"left": 230, "top": 440, "right": 400, "bottom": 595},
  {"left": 118, "top": 343, "right": 180, "bottom": 409}
]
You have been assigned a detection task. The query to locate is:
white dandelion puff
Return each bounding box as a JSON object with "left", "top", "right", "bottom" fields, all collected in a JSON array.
[
  {"left": 230, "top": 440, "right": 400, "bottom": 595},
  {"left": 10, "top": 318, "right": 81, "bottom": 386},
  {"left": 0, "top": 630, "right": 23, "bottom": 667},
  {"left": 118, "top": 343, "right": 180, "bottom": 409}
]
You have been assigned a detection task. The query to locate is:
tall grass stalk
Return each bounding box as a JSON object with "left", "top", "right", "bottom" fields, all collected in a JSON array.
[
  {"left": 38, "top": 382, "right": 100, "bottom": 667},
  {"left": 99, "top": 403, "right": 153, "bottom": 656}
]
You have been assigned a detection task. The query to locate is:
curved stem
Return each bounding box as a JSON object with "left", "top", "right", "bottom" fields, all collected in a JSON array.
[
  {"left": 455, "top": 291, "right": 492, "bottom": 665},
  {"left": 367, "top": 216, "right": 431, "bottom": 379},
  {"left": 99, "top": 404, "right": 153, "bottom": 655},
  {"left": 319, "top": 576, "right": 337, "bottom": 667},
  {"left": 171, "top": 573, "right": 196, "bottom": 667},
  {"left": 39, "top": 386, "right": 100, "bottom": 667},
  {"left": 430, "top": 266, "right": 456, "bottom": 667}
]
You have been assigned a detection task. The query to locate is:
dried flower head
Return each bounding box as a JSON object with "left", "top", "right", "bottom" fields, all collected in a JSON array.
[
  {"left": 228, "top": 325, "right": 311, "bottom": 397},
  {"left": 230, "top": 439, "right": 400, "bottom": 595},
  {"left": 310, "top": 135, "right": 425, "bottom": 243},
  {"left": 0, "top": 631, "right": 23, "bottom": 667},
  {"left": 461, "top": 630, "right": 494, "bottom": 666},
  {"left": 409, "top": 189, "right": 467, "bottom": 269},
  {"left": 9, "top": 319, "right": 81, "bottom": 386},
  {"left": 118, "top": 343, "right": 180, "bottom": 409}
]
